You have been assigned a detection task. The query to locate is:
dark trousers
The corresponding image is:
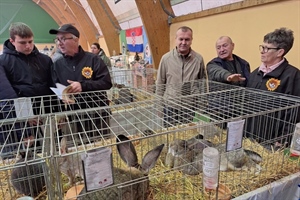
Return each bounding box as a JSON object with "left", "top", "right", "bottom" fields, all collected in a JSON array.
[{"left": 163, "top": 106, "right": 194, "bottom": 128}]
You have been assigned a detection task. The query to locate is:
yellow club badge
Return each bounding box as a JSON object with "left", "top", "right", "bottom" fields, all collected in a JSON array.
[
  {"left": 82, "top": 67, "right": 93, "bottom": 79},
  {"left": 266, "top": 78, "right": 280, "bottom": 91}
]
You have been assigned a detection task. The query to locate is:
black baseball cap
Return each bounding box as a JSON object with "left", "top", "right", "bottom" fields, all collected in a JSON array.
[{"left": 49, "top": 24, "right": 80, "bottom": 38}]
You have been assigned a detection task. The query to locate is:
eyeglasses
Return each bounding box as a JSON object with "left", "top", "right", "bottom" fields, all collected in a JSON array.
[
  {"left": 259, "top": 45, "right": 280, "bottom": 53},
  {"left": 54, "top": 37, "right": 75, "bottom": 43}
]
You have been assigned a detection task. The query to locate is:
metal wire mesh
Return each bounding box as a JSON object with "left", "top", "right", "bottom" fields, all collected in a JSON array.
[{"left": 1, "top": 80, "right": 300, "bottom": 199}]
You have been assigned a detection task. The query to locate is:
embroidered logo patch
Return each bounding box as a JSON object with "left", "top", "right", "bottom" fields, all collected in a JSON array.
[
  {"left": 82, "top": 67, "right": 93, "bottom": 79},
  {"left": 266, "top": 78, "right": 280, "bottom": 91}
]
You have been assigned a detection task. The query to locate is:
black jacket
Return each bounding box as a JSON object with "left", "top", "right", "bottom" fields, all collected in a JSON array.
[
  {"left": 52, "top": 46, "right": 112, "bottom": 109},
  {"left": 207, "top": 54, "right": 250, "bottom": 86},
  {"left": 246, "top": 59, "right": 300, "bottom": 143},
  {"left": 0, "top": 39, "right": 54, "bottom": 99},
  {"left": 247, "top": 59, "right": 300, "bottom": 96},
  {"left": 0, "top": 40, "right": 54, "bottom": 146}
]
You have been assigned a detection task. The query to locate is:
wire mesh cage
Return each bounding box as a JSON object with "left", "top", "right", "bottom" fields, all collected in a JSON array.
[
  {"left": 0, "top": 112, "right": 55, "bottom": 199},
  {"left": 1, "top": 79, "right": 300, "bottom": 199},
  {"left": 110, "top": 67, "right": 134, "bottom": 88},
  {"left": 145, "top": 79, "right": 300, "bottom": 198}
]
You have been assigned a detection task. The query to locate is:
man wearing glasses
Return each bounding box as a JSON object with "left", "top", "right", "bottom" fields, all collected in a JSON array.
[
  {"left": 246, "top": 27, "right": 300, "bottom": 150},
  {"left": 0, "top": 22, "right": 54, "bottom": 159},
  {"left": 49, "top": 24, "right": 112, "bottom": 143},
  {"left": 207, "top": 36, "right": 250, "bottom": 87}
]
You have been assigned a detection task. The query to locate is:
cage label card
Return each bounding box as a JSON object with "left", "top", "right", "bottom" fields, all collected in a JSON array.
[
  {"left": 81, "top": 147, "right": 113, "bottom": 191},
  {"left": 13, "top": 98, "right": 34, "bottom": 118},
  {"left": 226, "top": 119, "right": 245, "bottom": 151}
]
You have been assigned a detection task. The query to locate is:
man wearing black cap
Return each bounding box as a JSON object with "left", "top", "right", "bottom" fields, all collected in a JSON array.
[{"left": 49, "top": 24, "right": 112, "bottom": 142}]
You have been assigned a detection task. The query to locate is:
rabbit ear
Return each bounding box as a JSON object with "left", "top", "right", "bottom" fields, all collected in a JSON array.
[
  {"left": 116, "top": 135, "right": 138, "bottom": 168},
  {"left": 60, "top": 137, "right": 68, "bottom": 154},
  {"left": 244, "top": 149, "right": 262, "bottom": 164},
  {"left": 140, "top": 144, "right": 164, "bottom": 173}
]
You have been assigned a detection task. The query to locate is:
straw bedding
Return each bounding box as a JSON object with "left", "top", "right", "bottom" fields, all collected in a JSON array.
[{"left": 1, "top": 126, "right": 299, "bottom": 200}]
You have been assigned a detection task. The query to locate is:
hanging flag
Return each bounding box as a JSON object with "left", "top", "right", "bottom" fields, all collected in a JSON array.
[
  {"left": 126, "top": 27, "right": 143, "bottom": 53},
  {"left": 119, "top": 30, "right": 127, "bottom": 55},
  {"left": 142, "top": 26, "right": 152, "bottom": 64}
]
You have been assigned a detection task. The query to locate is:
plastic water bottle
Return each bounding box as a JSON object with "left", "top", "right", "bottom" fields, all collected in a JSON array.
[
  {"left": 203, "top": 147, "right": 220, "bottom": 190},
  {"left": 290, "top": 123, "right": 300, "bottom": 156}
]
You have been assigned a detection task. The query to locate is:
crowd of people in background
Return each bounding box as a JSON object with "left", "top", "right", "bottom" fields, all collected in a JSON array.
[{"left": 0, "top": 22, "right": 299, "bottom": 158}]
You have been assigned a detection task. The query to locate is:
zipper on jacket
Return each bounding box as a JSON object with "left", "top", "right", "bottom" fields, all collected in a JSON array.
[
  {"left": 73, "top": 66, "right": 75, "bottom": 71},
  {"left": 181, "top": 56, "right": 184, "bottom": 81}
]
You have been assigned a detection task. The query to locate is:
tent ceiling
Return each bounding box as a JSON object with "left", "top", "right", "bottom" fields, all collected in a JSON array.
[{"left": 79, "top": 0, "right": 243, "bottom": 36}]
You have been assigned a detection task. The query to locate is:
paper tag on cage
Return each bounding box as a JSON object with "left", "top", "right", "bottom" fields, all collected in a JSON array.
[
  {"left": 226, "top": 120, "right": 245, "bottom": 151},
  {"left": 13, "top": 98, "right": 34, "bottom": 118},
  {"left": 81, "top": 147, "right": 113, "bottom": 191}
]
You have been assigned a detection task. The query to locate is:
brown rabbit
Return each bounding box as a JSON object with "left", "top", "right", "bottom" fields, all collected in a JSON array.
[
  {"left": 58, "top": 137, "right": 84, "bottom": 186},
  {"left": 77, "top": 134, "right": 164, "bottom": 200}
]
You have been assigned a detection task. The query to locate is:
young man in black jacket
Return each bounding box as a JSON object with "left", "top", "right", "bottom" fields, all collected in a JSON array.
[{"left": 0, "top": 22, "right": 54, "bottom": 159}]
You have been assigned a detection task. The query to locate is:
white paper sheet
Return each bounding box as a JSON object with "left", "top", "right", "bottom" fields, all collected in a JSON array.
[
  {"left": 13, "top": 98, "right": 34, "bottom": 118},
  {"left": 50, "top": 83, "right": 67, "bottom": 100},
  {"left": 81, "top": 147, "right": 113, "bottom": 191},
  {"left": 226, "top": 119, "right": 245, "bottom": 151}
]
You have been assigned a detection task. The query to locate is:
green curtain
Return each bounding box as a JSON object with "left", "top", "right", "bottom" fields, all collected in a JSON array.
[{"left": 0, "top": 0, "right": 58, "bottom": 43}]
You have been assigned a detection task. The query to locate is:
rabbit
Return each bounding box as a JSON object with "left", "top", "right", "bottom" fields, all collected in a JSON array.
[
  {"left": 165, "top": 134, "right": 212, "bottom": 175},
  {"left": 10, "top": 150, "right": 46, "bottom": 197},
  {"left": 58, "top": 137, "right": 84, "bottom": 187},
  {"left": 77, "top": 134, "right": 164, "bottom": 200},
  {"left": 165, "top": 134, "right": 262, "bottom": 175},
  {"left": 216, "top": 144, "right": 262, "bottom": 174}
]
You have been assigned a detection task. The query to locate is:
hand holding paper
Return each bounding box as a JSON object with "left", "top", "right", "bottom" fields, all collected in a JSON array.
[
  {"left": 67, "top": 80, "right": 82, "bottom": 93},
  {"left": 50, "top": 83, "right": 76, "bottom": 107}
]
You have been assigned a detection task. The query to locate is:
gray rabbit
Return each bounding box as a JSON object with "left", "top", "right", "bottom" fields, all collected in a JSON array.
[
  {"left": 165, "top": 134, "right": 212, "bottom": 175},
  {"left": 10, "top": 150, "right": 46, "bottom": 197},
  {"left": 77, "top": 134, "right": 164, "bottom": 200},
  {"left": 216, "top": 144, "right": 262, "bottom": 174},
  {"left": 165, "top": 134, "right": 262, "bottom": 175}
]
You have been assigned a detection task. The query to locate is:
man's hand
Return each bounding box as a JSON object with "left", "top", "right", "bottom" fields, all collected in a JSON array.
[
  {"left": 67, "top": 80, "right": 82, "bottom": 93},
  {"left": 226, "top": 74, "right": 246, "bottom": 82}
]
